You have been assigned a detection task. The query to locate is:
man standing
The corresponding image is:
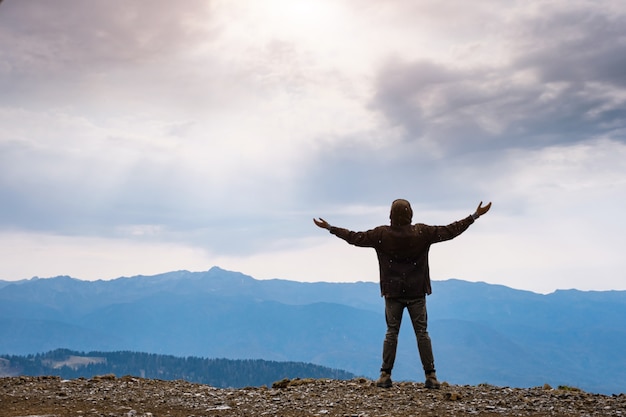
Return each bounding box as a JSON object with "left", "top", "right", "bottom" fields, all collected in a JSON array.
[{"left": 313, "top": 199, "right": 491, "bottom": 389}]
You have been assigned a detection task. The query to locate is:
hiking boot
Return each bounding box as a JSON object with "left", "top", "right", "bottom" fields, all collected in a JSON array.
[
  {"left": 376, "top": 371, "right": 392, "bottom": 388},
  {"left": 425, "top": 371, "right": 440, "bottom": 389}
]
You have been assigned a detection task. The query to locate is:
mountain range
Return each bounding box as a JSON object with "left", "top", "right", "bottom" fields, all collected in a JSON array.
[{"left": 1, "top": 267, "right": 625, "bottom": 394}]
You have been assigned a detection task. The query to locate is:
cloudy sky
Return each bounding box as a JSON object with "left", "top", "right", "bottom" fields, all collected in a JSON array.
[{"left": 1, "top": 0, "right": 625, "bottom": 294}]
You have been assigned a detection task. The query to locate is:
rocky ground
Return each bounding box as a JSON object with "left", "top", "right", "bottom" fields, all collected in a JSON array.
[{"left": 1, "top": 375, "right": 624, "bottom": 417}]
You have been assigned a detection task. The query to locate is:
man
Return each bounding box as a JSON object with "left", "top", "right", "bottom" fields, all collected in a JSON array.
[{"left": 313, "top": 199, "right": 491, "bottom": 389}]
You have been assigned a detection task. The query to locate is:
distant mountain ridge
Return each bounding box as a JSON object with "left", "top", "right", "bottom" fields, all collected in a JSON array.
[{"left": 1, "top": 267, "right": 625, "bottom": 394}]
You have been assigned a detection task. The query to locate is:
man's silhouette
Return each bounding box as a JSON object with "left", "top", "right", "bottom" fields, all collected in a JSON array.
[{"left": 314, "top": 199, "right": 491, "bottom": 388}]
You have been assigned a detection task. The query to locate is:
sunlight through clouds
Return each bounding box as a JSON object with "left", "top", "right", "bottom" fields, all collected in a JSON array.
[{"left": 1, "top": 0, "right": 625, "bottom": 292}]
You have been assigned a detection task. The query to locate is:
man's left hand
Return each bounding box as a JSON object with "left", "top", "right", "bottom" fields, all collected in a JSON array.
[{"left": 313, "top": 218, "right": 331, "bottom": 230}]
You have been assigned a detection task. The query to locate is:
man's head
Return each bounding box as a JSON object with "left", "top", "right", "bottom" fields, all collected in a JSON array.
[{"left": 390, "top": 199, "right": 413, "bottom": 226}]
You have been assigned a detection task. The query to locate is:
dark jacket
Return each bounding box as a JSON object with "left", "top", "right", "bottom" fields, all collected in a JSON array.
[{"left": 329, "top": 216, "right": 475, "bottom": 297}]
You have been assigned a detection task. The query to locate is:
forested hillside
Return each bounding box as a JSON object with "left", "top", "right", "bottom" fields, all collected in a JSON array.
[{"left": 0, "top": 349, "right": 355, "bottom": 388}]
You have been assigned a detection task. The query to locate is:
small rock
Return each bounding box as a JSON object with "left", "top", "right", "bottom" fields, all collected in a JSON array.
[
  {"left": 272, "top": 378, "right": 291, "bottom": 389},
  {"left": 445, "top": 392, "right": 461, "bottom": 401}
]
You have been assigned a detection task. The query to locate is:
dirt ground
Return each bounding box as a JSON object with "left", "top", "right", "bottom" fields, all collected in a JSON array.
[{"left": 1, "top": 375, "right": 625, "bottom": 417}]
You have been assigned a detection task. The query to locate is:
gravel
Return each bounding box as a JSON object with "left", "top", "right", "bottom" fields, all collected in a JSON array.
[{"left": 2, "top": 375, "right": 625, "bottom": 417}]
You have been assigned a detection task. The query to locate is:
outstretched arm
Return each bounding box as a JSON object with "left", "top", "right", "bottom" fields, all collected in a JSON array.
[
  {"left": 429, "top": 201, "right": 492, "bottom": 243},
  {"left": 472, "top": 201, "right": 492, "bottom": 220},
  {"left": 314, "top": 217, "right": 381, "bottom": 248},
  {"left": 313, "top": 218, "right": 331, "bottom": 230}
]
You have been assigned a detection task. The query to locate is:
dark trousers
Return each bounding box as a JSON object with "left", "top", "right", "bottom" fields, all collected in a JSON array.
[{"left": 381, "top": 296, "right": 435, "bottom": 374}]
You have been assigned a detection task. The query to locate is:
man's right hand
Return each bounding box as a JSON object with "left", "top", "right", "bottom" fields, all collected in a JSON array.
[{"left": 473, "top": 201, "right": 492, "bottom": 219}]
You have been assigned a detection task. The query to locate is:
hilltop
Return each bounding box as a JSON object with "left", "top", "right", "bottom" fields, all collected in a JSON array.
[{"left": 2, "top": 375, "right": 625, "bottom": 417}]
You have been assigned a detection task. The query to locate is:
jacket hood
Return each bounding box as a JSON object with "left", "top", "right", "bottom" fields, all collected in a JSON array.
[{"left": 390, "top": 199, "right": 413, "bottom": 226}]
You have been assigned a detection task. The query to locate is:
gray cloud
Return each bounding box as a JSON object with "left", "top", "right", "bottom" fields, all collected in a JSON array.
[
  {"left": 515, "top": 10, "right": 626, "bottom": 87},
  {"left": 0, "top": 0, "right": 216, "bottom": 109},
  {"left": 370, "top": 7, "right": 626, "bottom": 155},
  {"left": 0, "top": 0, "right": 214, "bottom": 68}
]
